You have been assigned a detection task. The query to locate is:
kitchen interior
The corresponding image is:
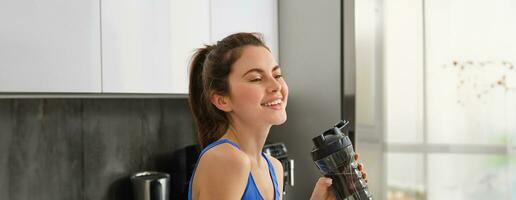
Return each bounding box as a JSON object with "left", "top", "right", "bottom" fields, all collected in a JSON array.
[{"left": 1, "top": 0, "right": 515, "bottom": 200}]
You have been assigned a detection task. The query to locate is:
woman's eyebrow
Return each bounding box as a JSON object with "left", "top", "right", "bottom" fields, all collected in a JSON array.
[
  {"left": 242, "top": 65, "right": 281, "bottom": 77},
  {"left": 272, "top": 65, "right": 281, "bottom": 72}
]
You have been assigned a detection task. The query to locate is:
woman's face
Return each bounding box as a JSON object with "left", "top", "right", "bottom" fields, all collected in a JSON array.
[{"left": 226, "top": 45, "right": 288, "bottom": 126}]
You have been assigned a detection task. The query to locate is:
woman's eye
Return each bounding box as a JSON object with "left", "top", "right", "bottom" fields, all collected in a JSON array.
[
  {"left": 274, "top": 74, "right": 283, "bottom": 79},
  {"left": 250, "top": 78, "right": 262, "bottom": 82}
]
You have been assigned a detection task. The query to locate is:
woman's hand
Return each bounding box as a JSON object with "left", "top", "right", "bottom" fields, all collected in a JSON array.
[
  {"left": 310, "top": 177, "right": 336, "bottom": 200},
  {"left": 310, "top": 153, "right": 368, "bottom": 200},
  {"left": 355, "top": 153, "right": 368, "bottom": 182}
]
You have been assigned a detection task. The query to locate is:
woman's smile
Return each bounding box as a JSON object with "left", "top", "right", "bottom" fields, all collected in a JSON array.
[
  {"left": 261, "top": 98, "right": 284, "bottom": 110},
  {"left": 262, "top": 99, "right": 283, "bottom": 110}
]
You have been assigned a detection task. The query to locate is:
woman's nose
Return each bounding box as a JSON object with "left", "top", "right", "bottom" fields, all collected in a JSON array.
[{"left": 267, "top": 78, "right": 282, "bottom": 93}]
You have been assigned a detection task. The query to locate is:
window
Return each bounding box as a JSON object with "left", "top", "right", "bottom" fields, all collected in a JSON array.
[{"left": 383, "top": 0, "right": 516, "bottom": 199}]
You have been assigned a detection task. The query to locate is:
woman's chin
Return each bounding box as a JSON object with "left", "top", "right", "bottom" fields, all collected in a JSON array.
[{"left": 270, "top": 114, "right": 287, "bottom": 125}]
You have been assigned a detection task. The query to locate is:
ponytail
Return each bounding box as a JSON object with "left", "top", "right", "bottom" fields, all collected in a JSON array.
[
  {"left": 188, "top": 44, "right": 228, "bottom": 147},
  {"left": 187, "top": 32, "right": 268, "bottom": 148}
]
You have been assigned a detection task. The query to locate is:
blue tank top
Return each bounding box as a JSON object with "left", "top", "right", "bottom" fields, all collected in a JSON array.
[{"left": 188, "top": 139, "right": 280, "bottom": 200}]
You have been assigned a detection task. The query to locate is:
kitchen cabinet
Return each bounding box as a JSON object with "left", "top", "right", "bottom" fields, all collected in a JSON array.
[
  {"left": 0, "top": 0, "right": 278, "bottom": 95},
  {"left": 0, "top": 0, "right": 102, "bottom": 93},
  {"left": 102, "top": 0, "right": 278, "bottom": 94},
  {"left": 101, "top": 0, "right": 210, "bottom": 94},
  {"left": 210, "top": 0, "right": 279, "bottom": 61}
]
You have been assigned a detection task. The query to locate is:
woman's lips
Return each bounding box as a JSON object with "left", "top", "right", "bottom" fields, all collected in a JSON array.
[
  {"left": 264, "top": 103, "right": 282, "bottom": 110},
  {"left": 261, "top": 98, "right": 283, "bottom": 106},
  {"left": 261, "top": 100, "right": 283, "bottom": 110}
]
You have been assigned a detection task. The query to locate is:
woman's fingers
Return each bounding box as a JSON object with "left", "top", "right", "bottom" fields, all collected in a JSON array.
[
  {"left": 357, "top": 163, "right": 367, "bottom": 182},
  {"left": 354, "top": 153, "right": 368, "bottom": 183}
]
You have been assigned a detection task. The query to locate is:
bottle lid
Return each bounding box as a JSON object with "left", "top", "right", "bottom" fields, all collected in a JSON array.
[{"left": 311, "top": 121, "right": 352, "bottom": 161}]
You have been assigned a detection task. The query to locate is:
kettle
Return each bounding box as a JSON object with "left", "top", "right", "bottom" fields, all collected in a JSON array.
[{"left": 130, "top": 171, "right": 170, "bottom": 200}]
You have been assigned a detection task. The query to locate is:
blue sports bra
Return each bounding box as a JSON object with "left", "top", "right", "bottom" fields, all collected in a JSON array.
[{"left": 188, "top": 139, "right": 280, "bottom": 200}]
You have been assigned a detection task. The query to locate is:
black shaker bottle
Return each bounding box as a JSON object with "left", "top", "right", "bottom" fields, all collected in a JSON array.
[{"left": 311, "top": 120, "right": 373, "bottom": 200}]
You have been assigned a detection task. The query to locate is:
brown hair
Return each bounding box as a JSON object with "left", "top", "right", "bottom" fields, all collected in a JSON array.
[{"left": 188, "top": 32, "right": 269, "bottom": 148}]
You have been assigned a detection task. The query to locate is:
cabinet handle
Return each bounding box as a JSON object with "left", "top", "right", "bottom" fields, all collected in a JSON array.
[{"left": 289, "top": 159, "right": 294, "bottom": 186}]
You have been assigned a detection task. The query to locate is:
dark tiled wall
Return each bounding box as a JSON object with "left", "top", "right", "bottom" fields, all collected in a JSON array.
[{"left": 0, "top": 99, "right": 197, "bottom": 200}]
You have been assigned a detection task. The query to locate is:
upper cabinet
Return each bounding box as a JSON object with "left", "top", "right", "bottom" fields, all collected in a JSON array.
[
  {"left": 0, "top": 0, "right": 102, "bottom": 93},
  {"left": 101, "top": 0, "right": 209, "bottom": 94},
  {"left": 0, "top": 0, "right": 278, "bottom": 95},
  {"left": 210, "top": 0, "right": 279, "bottom": 61},
  {"left": 169, "top": 0, "right": 210, "bottom": 94}
]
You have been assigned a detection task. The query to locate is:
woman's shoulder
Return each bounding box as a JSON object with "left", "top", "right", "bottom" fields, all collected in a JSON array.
[
  {"left": 193, "top": 142, "right": 251, "bottom": 198},
  {"left": 264, "top": 154, "right": 284, "bottom": 194},
  {"left": 264, "top": 154, "right": 283, "bottom": 172},
  {"left": 200, "top": 142, "right": 251, "bottom": 169}
]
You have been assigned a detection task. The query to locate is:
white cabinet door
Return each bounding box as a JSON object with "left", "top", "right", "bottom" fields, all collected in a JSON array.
[
  {"left": 102, "top": 0, "right": 210, "bottom": 94},
  {"left": 170, "top": 0, "right": 210, "bottom": 94},
  {"left": 210, "top": 0, "right": 279, "bottom": 61},
  {"left": 0, "top": 0, "right": 101, "bottom": 93}
]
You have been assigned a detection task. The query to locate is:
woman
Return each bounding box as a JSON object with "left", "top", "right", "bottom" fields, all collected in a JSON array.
[{"left": 187, "top": 32, "right": 367, "bottom": 200}]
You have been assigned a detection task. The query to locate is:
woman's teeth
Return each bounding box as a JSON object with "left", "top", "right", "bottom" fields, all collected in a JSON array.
[{"left": 262, "top": 99, "right": 282, "bottom": 106}]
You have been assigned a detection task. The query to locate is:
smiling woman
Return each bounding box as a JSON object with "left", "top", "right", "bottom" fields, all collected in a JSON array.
[{"left": 186, "top": 32, "right": 345, "bottom": 200}]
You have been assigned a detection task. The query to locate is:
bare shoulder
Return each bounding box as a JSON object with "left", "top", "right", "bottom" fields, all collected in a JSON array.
[
  {"left": 201, "top": 143, "right": 251, "bottom": 169},
  {"left": 265, "top": 154, "right": 284, "bottom": 173},
  {"left": 193, "top": 143, "right": 251, "bottom": 199},
  {"left": 265, "top": 154, "right": 284, "bottom": 196}
]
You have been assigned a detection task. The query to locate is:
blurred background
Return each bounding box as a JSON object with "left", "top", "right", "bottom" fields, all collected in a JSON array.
[
  {"left": 272, "top": 0, "right": 516, "bottom": 199},
  {"left": 353, "top": 0, "right": 516, "bottom": 199}
]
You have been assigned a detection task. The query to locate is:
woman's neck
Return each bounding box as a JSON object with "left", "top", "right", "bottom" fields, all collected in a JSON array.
[{"left": 222, "top": 119, "right": 271, "bottom": 163}]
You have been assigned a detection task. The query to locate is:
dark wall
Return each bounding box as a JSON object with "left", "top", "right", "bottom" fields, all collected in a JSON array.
[{"left": 0, "top": 99, "right": 197, "bottom": 200}]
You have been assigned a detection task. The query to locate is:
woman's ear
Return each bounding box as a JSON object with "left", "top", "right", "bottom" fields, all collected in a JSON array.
[{"left": 210, "top": 93, "right": 232, "bottom": 112}]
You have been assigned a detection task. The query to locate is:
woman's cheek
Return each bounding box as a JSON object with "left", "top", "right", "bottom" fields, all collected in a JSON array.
[{"left": 238, "top": 85, "right": 263, "bottom": 104}]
